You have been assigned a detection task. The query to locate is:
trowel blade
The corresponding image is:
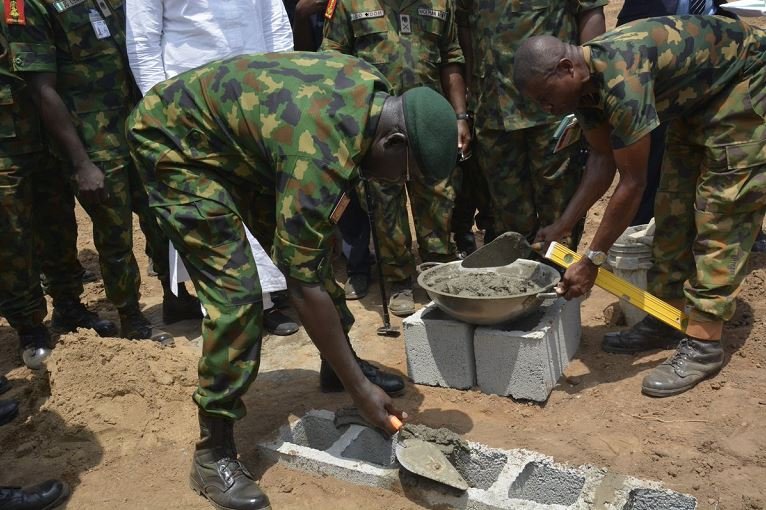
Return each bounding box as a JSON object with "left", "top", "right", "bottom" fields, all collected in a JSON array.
[
  {"left": 461, "top": 231, "right": 533, "bottom": 269},
  {"left": 395, "top": 438, "right": 469, "bottom": 491}
]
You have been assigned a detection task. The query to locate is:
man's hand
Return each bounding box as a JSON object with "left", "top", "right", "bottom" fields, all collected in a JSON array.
[
  {"left": 351, "top": 380, "right": 406, "bottom": 435},
  {"left": 555, "top": 258, "right": 597, "bottom": 300},
  {"left": 75, "top": 161, "right": 107, "bottom": 204},
  {"left": 295, "top": 0, "right": 327, "bottom": 16},
  {"left": 535, "top": 222, "right": 572, "bottom": 247},
  {"left": 457, "top": 119, "right": 472, "bottom": 154}
]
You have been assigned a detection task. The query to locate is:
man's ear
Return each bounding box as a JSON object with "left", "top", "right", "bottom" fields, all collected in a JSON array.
[
  {"left": 557, "top": 58, "right": 575, "bottom": 77},
  {"left": 382, "top": 132, "right": 407, "bottom": 150}
]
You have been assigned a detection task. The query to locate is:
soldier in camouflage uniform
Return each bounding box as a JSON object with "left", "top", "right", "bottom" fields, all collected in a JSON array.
[
  {"left": 127, "top": 52, "right": 457, "bottom": 510},
  {"left": 5, "top": 0, "right": 200, "bottom": 342},
  {"left": 0, "top": 8, "right": 116, "bottom": 369},
  {"left": 515, "top": 15, "right": 766, "bottom": 397},
  {"left": 467, "top": 0, "right": 607, "bottom": 250},
  {"left": 321, "top": 0, "right": 468, "bottom": 316}
]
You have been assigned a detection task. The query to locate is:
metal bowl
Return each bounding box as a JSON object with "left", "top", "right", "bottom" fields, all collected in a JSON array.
[{"left": 416, "top": 259, "right": 560, "bottom": 325}]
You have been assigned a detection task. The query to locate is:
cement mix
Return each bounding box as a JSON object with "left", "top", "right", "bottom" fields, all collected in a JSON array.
[{"left": 423, "top": 269, "right": 540, "bottom": 298}]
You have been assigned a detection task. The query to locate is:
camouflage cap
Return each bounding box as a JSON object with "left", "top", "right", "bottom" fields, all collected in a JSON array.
[{"left": 402, "top": 87, "right": 457, "bottom": 183}]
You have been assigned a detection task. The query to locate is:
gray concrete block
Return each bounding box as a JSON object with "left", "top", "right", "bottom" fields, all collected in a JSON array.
[
  {"left": 473, "top": 297, "right": 582, "bottom": 401},
  {"left": 257, "top": 410, "right": 696, "bottom": 510},
  {"left": 403, "top": 303, "right": 476, "bottom": 389}
]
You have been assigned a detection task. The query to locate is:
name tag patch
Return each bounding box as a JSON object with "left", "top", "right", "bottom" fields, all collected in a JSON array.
[
  {"left": 417, "top": 8, "right": 446, "bottom": 20},
  {"left": 52, "top": 0, "right": 85, "bottom": 12},
  {"left": 350, "top": 9, "right": 384, "bottom": 21}
]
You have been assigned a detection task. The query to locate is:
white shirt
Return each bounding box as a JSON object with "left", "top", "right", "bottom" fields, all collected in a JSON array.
[{"left": 127, "top": 0, "right": 294, "bottom": 95}]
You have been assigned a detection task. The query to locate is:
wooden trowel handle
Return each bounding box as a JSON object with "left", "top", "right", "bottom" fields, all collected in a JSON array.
[{"left": 389, "top": 415, "right": 403, "bottom": 431}]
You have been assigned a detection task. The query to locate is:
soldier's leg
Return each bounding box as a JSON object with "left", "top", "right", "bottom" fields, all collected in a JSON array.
[
  {"left": 0, "top": 155, "right": 51, "bottom": 367},
  {"left": 528, "top": 122, "right": 584, "bottom": 249},
  {"left": 76, "top": 161, "right": 167, "bottom": 342},
  {"left": 338, "top": 188, "right": 371, "bottom": 299},
  {"left": 32, "top": 158, "right": 117, "bottom": 337},
  {"left": 475, "top": 127, "right": 536, "bottom": 239},
  {"left": 408, "top": 165, "right": 457, "bottom": 263},
  {"left": 127, "top": 159, "right": 201, "bottom": 324},
  {"left": 450, "top": 162, "right": 478, "bottom": 255}
]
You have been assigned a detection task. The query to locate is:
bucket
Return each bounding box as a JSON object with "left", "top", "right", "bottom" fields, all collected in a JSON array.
[{"left": 607, "top": 223, "right": 654, "bottom": 326}]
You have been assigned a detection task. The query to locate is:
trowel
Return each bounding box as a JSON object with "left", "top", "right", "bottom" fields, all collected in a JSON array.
[
  {"left": 388, "top": 416, "right": 469, "bottom": 491},
  {"left": 460, "top": 231, "right": 543, "bottom": 269},
  {"left": 333, "top": 408, "right": 469, "bottom": 491}
]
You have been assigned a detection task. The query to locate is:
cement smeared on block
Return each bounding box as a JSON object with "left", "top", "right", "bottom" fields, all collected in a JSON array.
[
  {"left": 623, "top": 488, "right": 697, "bottom": 510},
  {"left": 341, "top": 427, "right": 396, "bottom": 467},
  {"left": 449, "top": 444, "right": 507, "bottom": 490},
  {"left": 281, "top": 414, "right": 343, "bottom": 451}
]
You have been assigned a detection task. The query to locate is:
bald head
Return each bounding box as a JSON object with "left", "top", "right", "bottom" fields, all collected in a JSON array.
[{"left": 513, "top": 35, "right": 570, "bottom": 93}]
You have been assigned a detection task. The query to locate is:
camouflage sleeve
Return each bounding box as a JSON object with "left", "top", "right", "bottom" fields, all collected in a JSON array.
[
  {"left": 577, "top": 0, "right": 608, "bottom": 13},
  {"left": 320, "top": 0, "right": 353, "bottom": 54},
  {"left": 440, "top": 0, "right": 465, "bottom": 65},
  {"left": 602, "top": 77, "right": 659, "bottom": 149},
  {"left": 272, "top": 156, "right": 353, "bottom": 284},
  {"left": 6, "top": 0, "right": 56, "bottom": 73}
]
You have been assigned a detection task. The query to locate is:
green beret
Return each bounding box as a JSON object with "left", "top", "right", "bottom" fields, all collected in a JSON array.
[{"left": 402, "top": 87, "right": 457, "bottom": 183}]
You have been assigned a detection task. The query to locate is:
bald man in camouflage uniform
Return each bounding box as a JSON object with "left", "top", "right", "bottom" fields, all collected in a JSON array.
[
  {"left": 321, "top": 0, "right": 468, "bottom": 315},
  {"left": 128, "top": 52, "right": 458, "bottom": 510},
  {"left": 469, "top": 0, "right": 607, "bottom": 249},
  {"left": 515, "top": 15, "right": 766, "bottom": 397},
  {"left": 0, "top": 10, "right": 116, "bottom": 369}
]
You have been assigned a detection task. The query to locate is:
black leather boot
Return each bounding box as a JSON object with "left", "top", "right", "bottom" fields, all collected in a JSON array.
[
  {"left": 162, "top": 283, "right": 203, "bottom": 324},
  {"left": 602, "top": 315, "right": 685, "bottom": 354},
  {"left": 0, "top": 375, "right": 11, "bottom": 395},
  {"left": 51, "top": 299, "right": 118, "bottom": 337},
  {"left": 641, "top": 337, "right": 724, "bottom": 397},
  {"left": 119, "top": 306, "right": 174, "bottom": 346},
  {"left": 320, "top": 352, "right": 405, "bottom": 396},
  {"left": 18, "top": 327, "right": 52, "bottom": 370},
  {"left": 190, "top": 412, "right": 271, "bottom": 510},
  {"left": 0, "top": 480, "right": 70, "bottom": 510},
  {"left": 0, "top": 399, "right": 19, "bottom": 426}
]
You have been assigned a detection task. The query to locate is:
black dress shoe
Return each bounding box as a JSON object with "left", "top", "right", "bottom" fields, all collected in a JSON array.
[
  {"left": 602, "top": 315, "right": 685, "bottom": 354},
  {"left": 344, "top": 274, "right": 369, "bottom": 300},
  {"left": 18, "top": 327, "right": 52, "bottom": 370},
  {"left": 51, "top": 300, "right": 118, "bottom": 338},
  {"left": 0, "top": 480, "right": 71, "bottom": 510},
  {"left": 0, "top": 399, "right": 19, "bottom": 426},
  {"left": 642, "top": 338, "right": 724, "bottom": 397},
  {"left": 119, "top": 307, "right": 174, "bottom": 346},
  {"left": 0, "top": 375, "right": 10, "bottom": 395},
  {"left": 320, "top": 358, "right": 405, "bottom": 396},
  {"left": 263, "top": 308, "right": 299, "bottom": 336}
]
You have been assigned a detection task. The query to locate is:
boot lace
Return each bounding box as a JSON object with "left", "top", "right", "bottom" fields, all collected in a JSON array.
[{"left": 216, "top": 458, "right": 254, "bottom": 489}]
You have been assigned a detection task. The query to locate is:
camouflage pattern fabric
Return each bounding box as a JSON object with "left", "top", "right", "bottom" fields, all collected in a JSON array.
[
  {"left": 322, "top": 0, "right": 462, "bottom": 282},
  {"left": 576, "top": 16, "right": 766, "bottom": 321},
  {"left": 127, "top": 52, "right": 389, "bottom": 419},
  {"left": 465, "top": 0, "right": 604, "bottom": 245},
  {"left": 6, "top": 0, "right": 170, "bottom": 309}
]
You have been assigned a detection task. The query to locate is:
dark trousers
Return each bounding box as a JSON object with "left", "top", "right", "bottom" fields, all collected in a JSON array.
[{"left": 338, "top": 188, "right": 371, "bottom": 277}]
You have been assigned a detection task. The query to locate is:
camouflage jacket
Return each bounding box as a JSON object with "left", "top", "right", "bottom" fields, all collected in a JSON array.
[
  {"left": 464, "top": 0, "right": 607, "bottom": 130},
  {"left": 6, "top": 0, "right": 140, "bottom": 162},
  {"left": 577, "top": 15, "right": 766, "bottom": 149},
  {"left": 130, "top": 52, "right": 392, "bottom": 284},
  {"left": 320, "top": 0, "right": 464, "bottom": 95},
  {"left": 0, "top": 8, "right": 44, "bottom": 159}
]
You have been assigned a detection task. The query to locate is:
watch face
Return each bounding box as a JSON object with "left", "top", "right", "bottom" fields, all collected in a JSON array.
[{"left": 590, "top": 251, "right": 607, "bottom": 266}]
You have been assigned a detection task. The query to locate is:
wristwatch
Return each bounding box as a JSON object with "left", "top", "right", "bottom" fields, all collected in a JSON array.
[
  {"left": 585, "top": 249, "right": 607, "bottom": 266},
  {"left": 456, "top": 112, "right": 472, "bottom": 121}
]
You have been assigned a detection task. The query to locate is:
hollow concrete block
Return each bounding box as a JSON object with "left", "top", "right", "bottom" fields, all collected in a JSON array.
[
  {"left": 473, "top": 297, "right": 582, "bottom": 402},
  {"left": 403, "top": 303, "right": 476, "bottom": 389}
]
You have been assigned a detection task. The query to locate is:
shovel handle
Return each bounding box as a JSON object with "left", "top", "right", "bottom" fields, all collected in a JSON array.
[{"left": 389, "top": 415, "right": 403, "bottom": 431}]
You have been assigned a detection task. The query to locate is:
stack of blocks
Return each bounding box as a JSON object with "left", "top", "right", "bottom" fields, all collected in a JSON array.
[
  {"left": 403, "top": 297, "right": 582, "bottom": 401},
  {"left": 257, "top": 409, "right": 697, "bottom": 510}
]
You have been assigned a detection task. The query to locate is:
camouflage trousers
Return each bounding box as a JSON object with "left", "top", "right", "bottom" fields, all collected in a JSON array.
[
  {"left": 0, "top": 153, "right": 84, "bottom": 331},
  {"left": 365, "top": 168, "right": 457, "bottom": 283},
  {"left": 75, "top": 157, "right": 169, "bottom": 311},
  {"left": 648, "top": 81, "right": 766, "bottom": 324},
  {"left": 475, "top": 122, "right": 584, "bottom": 248},
  {"left": 130, "top": 152, "right": 353, "bottom": 420}
]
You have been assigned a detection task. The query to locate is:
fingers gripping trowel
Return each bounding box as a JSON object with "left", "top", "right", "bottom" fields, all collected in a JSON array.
[{"left": 333, "top": 408, "right": 469, "bottom": 490}]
